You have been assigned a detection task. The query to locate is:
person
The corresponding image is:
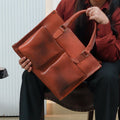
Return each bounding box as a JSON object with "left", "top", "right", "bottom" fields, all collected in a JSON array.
[{"left": 19, "top": 0, "right": 120, "bottom": 120}]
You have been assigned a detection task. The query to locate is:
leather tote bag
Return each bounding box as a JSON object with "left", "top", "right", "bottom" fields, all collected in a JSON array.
[{"left": 12, "top": 10, "right": 101, "bottom": 100}]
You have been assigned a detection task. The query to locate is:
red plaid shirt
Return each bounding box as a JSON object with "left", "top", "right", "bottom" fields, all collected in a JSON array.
[{"left": 56, "top": 0, "right": 120, "bottom": 62}]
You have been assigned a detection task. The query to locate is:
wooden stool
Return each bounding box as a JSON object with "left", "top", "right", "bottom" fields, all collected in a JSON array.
[
  {"left": 41, "top": 83, "right": 94, "bottom": 120},
  {"left": 40, "top": 82, "right": 120, "bottom": 120}
]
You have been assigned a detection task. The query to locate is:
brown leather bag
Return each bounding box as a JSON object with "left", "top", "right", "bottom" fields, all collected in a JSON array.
[{"left": 12, "top": 10, "right": 101, "bottom": 100}]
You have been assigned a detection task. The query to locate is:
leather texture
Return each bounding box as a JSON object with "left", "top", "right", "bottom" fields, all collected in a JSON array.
[{"left": 12, "top": 10, "right": 101, "bottom": 100}]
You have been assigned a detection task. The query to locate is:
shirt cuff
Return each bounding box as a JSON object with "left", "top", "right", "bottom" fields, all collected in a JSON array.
[{"left": 96, "top": 22, "right": 112, "bottom": 38}]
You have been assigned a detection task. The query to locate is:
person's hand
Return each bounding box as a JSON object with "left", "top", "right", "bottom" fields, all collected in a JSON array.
[
  {"left": 86, "top": 7, "right": 109, "bottom": 24},
  {"left": 19, "top": 57, "right": 32, "bottom": 72}
]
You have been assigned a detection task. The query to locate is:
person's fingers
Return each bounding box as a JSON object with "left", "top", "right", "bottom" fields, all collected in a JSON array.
[
  {"left": 86, "top": 7, "right": 93, "bottom": 16},
  {"left": 87, "top": 9, "right": 97, "bottom": 17},
  {"left": 89, "top": 15, "right": 97, "bottom": 21},
  {"left": 28, "top": 67, "right": 32, "bottom": 72},
  {"left": 24, "top": 61, "right": 32, "bottom": 70},
  {"left": 86, "top": 7, "right": 100, "bottom": 16},
  {"left": 19, "top": 57, "right": 33, "bottom": 71},
  {"left": 86, "top": 7, "right": 109, "bottom": 24},
  {"left": 89, "top": 10, "right": 95, "bottom": 16},
  {"left": 21, "top": 59, "right": 31, "bottom": 68},
  {"left": 19, "top": 57, "right": 26, "bottom": 65}
]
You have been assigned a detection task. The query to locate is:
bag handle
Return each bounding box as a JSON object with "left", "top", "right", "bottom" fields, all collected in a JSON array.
[{"left": 62, "top": 10, "right": 96, "bottom": 53}]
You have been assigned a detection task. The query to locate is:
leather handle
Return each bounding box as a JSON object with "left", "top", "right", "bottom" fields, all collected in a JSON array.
[
  {"left": 63, "top": 10, "right": 86, "bottom": 28},
  {"left": 62, "top": 10, "right": 97, "bottom": 52}
]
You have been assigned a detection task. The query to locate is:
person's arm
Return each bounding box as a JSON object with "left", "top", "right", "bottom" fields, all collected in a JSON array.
[
  {"left": 56, "top": 0, "right": 66, "bottom": 19},
  {"left": 86, "top": 7, "right": 120, "bottom": 62},
  {"left": 95, "top": 7, "right": 120, "bottom": 62}
]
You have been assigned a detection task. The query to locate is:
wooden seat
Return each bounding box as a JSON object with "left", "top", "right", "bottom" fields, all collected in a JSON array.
[
  {"left": 41, "top": 82, "right": 94, "bottom": 120},
  {"left": 40, "top": 82, "right": 120, "bottom": 120}
]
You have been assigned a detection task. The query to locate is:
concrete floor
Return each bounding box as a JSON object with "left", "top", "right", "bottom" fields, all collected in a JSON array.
[
  {"left": 0, "top": 114, "right": 119, "bottom": 120},
  {"left": 0, "top": 102, "right": 118, "bottom": 120},
  {"left": 0, "top": 117, "right": 18, "bottom": 120},
  {"left": 0, "top": 114, "right": 90, "bottom": 120},
  {"left": 0, "top": 115, "right": 89, "bottom": 120}
]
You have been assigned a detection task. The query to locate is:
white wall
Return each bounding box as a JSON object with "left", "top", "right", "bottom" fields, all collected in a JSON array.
[
  {"left": 46, "top": 0, "right": 60, "bottom": 15},
  {"left": 0, "top": 0, "right": 61, "bottom": 116},
  {"left": 0, "top": 0, "right": 45, "bottom": 116}
]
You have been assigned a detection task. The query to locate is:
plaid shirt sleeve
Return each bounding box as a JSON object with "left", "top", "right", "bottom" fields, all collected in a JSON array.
[
  {"left": 95, "top": 7, "right": 120, "bottom": 62},
  {"left": 56, "top": 0, "right": 65, "bottom": 19}
]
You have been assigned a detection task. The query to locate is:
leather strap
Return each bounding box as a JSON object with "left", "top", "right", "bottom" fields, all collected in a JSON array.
[{"left": 62, "top": 10, "right": 97, "bottom": 53}]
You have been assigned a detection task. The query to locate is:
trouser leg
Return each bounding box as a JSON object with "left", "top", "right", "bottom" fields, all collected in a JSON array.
[
  {"left": 19, "top": 70, "right": 49, "bottom": 120},
  {"left": 114, "top": 60, "right": 120, "bottom": 107},
  {"left": 86, "top": 62, "right": 119, "bottom": 120}
]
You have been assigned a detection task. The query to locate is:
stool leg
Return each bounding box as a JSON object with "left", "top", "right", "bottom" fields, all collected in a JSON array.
[
  {"left": 88, "top": 110, "right": 94, "bottom": 120},
  {"left": 118, "top": 108, "right": 120, "bottom": 120},
  {"left": 40, "top": 100, "right": 45, "bottom": 120}
]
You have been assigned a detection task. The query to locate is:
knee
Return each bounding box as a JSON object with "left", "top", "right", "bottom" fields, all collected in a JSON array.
[
  {"left": 22, "top": 70, "right": 33, "bottom": 84},
  {"left": 98, "top": 70, "right": 119, "bottom": 87},
  {"left": 22, "top": 70, "right": 30, "bottom": 79},
  {"left": 22, "top": 70, "right": 46, "bottom": 89},
  {"left": 95, "top": 62, "right": 120, "bottom": 85},
  {"left": 22, "top": 70, "right": 28, "bottom": 78}
]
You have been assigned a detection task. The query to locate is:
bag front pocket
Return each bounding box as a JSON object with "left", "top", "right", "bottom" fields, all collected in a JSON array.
[
  {"left": 34, "top": 53, "right": 86, "bottom": 100},
  {"left": 19, "top": 26, "right": 63, "bottom": 69}
]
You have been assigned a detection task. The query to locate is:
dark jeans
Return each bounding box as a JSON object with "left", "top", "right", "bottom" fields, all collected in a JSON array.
[{"left": 19, "top": 60, "right": 120, "bottom": 120}]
